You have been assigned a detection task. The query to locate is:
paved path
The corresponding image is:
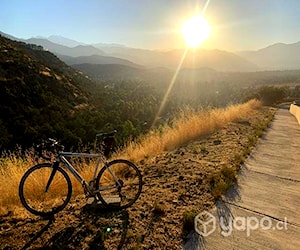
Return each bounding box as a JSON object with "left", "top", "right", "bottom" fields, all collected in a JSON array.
[{"left": 185, "top": 107, "right": 300, "bottom": 250}]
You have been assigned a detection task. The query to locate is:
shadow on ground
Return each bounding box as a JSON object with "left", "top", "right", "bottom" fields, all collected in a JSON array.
[
  {"left": 183, "top": 168, "right": 244, "bottom": 250},
  {"left": 20, "top": 206, "right": 129, "bottom": 250}
]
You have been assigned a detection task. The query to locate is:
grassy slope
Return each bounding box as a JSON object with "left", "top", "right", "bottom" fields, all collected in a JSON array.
[{"left": 0, "top": 100, "right": 276, "bottom": 249}]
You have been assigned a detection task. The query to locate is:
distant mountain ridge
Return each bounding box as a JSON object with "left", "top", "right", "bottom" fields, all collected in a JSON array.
[
  {"left": 92, "top": 43, "right": 258, "bottom": 71},
  {"left": 58, "top": 54, "right": 143, "bottom": 68},
  {"left": 2, "top": 31, "right": 300, "bottom": 71},
  {"left": 48, "top": 35, "right": 86, "bottom": 47},
  {"left": 238, "top": 41, "right": 300, "bottom": 70},
  {"left": 0, "top": 31, "right": 258, "bottom": 71},
  {"left": 26, "top": 38, "right": 105, "bottom": 57}
]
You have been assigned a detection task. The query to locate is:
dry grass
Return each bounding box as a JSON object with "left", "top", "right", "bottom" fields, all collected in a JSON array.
[
  {"left": 115, "top": 99, "right": 261, "bottom": 162},
  {"left": 0, "top": 99, "right": 261, "bottom": 216},
  {"left": 0, "top": 151, "right": 36, "bottom": 216},
  {"left": 0, "top": 153, "right": 92, "bottom": 216}
]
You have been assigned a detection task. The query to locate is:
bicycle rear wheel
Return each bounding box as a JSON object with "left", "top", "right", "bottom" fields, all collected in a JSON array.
[
  {"left": 96, "top": 159, "right": 142, "bottom": 209},
  {"left": 19, "top": 163, "right": 72, "bottom": 216}
]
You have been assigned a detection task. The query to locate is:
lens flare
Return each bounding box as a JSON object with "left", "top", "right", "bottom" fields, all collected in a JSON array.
[
  {"left": 151, "top": 47, "right": 189, "bottom": 128},
  {"left": 151, "top": 0, "right": 211, "bottom": 128}
]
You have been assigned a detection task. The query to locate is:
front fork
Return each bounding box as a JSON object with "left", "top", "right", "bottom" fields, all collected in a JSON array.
[{"left": 45, "top": 161, "right": 59, "bottom": 192}]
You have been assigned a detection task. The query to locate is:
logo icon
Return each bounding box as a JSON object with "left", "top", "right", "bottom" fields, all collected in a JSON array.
[{"left": 194, "top": 211, "right": 216, "bottom": 236}]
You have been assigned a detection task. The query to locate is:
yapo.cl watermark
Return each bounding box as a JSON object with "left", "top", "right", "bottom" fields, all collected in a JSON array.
[
  {"left": 195, "top": 211, "right": 288, "bottom": 237},
  {"left": 194, "top": 211, "right": 216, "bottom": 237}
]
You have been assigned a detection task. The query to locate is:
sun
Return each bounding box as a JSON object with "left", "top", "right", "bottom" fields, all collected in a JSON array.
[{"left": 181, "top": 15, "right": 211, "bottom": 48}]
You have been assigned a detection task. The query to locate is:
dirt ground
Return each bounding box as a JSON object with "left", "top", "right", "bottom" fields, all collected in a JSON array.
[{"left": 0, "top": 107, "right": 276, "bottom": 250}]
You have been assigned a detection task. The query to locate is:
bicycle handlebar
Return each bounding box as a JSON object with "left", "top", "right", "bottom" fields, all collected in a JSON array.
[
  {"left": 96, "top": 130, "right": 117, "bottom": 138},
  {"left": 36, "top": 130, "right": 117, "bottom": 160},
  {"left": 35, "top": 138, "right": 64, "bottom": 160}
]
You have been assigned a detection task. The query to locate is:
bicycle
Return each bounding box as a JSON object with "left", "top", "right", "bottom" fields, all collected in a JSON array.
[{"left": 19, "top": 131, "right": 143, "bottom": 217}]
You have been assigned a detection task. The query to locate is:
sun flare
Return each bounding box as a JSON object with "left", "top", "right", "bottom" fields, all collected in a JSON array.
[{"left": 181, "top": 15, "right": 211, "bottom": 48}]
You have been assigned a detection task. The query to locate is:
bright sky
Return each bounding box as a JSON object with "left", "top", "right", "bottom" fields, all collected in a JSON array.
[{"left": 1, "top": 0, "right": 300, "bottom": 51}]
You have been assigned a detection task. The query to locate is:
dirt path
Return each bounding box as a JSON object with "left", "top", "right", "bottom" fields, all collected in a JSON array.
[
  {"left": 0, "top": 107, "right": 275, "bottom": 250},
  {"left": 188, "top": 107, "right": 300, "bottom": 250}
]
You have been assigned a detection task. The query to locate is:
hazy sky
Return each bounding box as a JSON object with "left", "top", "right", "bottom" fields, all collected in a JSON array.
[{"left": 1, "top": 0, "right": 300, "bottom": 51}]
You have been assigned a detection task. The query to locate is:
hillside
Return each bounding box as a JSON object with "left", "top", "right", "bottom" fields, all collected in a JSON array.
[
  {"left": 59, "top": 54, "right": 142, "bottom": 68},
  {"left": 71, "top": 61, "right": 300, "bottom": 89},
  {"left": 0, "top": 35, "right": 99, "bottom": 151},
  {"left": 72, "top": 63, "right": 144, "bottom": 81},
  {"left": 0, "top": 105, "right": 276, "bottom": 249},
  {"left": 0, "top": 35, "right": 165, "bottom": 152}
]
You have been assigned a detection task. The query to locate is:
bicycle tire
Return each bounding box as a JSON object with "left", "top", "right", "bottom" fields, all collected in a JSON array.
[
  {"left": 96, "top": 159, "right": 142, "bottom": 209},
  {"left": 19, "top": 163, "right": 72, "bottom": 217}
]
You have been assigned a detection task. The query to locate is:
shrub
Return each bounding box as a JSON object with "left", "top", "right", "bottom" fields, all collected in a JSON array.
[
  {"left": 209, "top": 166, "right": 237, "bottom": 199},
  {"left": 256, "top": 86, "right": 286, "bottom": 106},
  {"left": 182, "top": 210, "right": 198, "bottom": 236}
]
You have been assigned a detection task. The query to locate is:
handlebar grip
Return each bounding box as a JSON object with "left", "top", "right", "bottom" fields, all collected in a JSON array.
[{"left": 96, "top": 130, "right": 117, "bottom": 138}]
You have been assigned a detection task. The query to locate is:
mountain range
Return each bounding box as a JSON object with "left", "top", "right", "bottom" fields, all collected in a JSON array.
[
  {"left": 238, "top": 42, "right": 300, "bottom": 70},
  {"left": 1, "top": 32, "right": 300, "bottom": 152},
  {"left": 1, "top": 31, "right": 300, "bottom": 71}
]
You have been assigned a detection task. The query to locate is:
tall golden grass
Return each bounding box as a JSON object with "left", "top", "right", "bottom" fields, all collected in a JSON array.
[
  {"left": 0, "top": 99, "right": 261, "bottom": 216},
  {"left": 0, "top": 151, "right": 36, "bottom": 215},
  {"left": 116, "top": 99, "right": 261, "bottom": 162}
]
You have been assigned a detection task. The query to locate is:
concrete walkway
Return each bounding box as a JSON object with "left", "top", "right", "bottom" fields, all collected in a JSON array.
[{"left": 185, "top": 108, "right": 300, "bottom": 250}]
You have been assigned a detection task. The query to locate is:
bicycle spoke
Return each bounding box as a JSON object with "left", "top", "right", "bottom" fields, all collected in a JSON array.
[{"left": 19, "top": 164, "right": 72, "bottom": 216}]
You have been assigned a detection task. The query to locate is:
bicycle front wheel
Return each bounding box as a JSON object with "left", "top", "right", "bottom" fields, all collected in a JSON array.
[
  {"left": 19, "top": 163, "right": 72, "bottom": 217},
  {"left": 96, "top": 159, "right": 142, "bottom": 209}
]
